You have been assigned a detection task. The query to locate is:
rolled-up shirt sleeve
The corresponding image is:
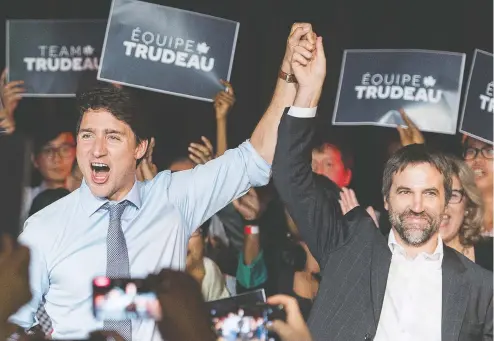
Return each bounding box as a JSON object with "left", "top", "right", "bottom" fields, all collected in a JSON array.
[{"left": 167, "top": 140, "right": 271, "bottom": 234}]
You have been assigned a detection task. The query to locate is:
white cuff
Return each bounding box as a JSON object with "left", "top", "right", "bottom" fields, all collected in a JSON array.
[{"left": 287, "top": 106, "right": 317, "bottom": 118}]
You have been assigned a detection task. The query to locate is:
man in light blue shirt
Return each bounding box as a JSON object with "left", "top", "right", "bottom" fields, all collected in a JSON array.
[
  {"left": 10, "top": 29, "right": 312, "bottom": 341},
  {"left": 10, "top": 87, "right": 271, "bottom": 340},
  {"left": 10, "top": 23, "right": 318, "bottom": 340}
]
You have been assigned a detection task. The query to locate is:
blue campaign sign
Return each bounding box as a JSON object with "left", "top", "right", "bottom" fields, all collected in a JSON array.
[{"left": 98, "top": 0, "right": 239, "bottom": 102}]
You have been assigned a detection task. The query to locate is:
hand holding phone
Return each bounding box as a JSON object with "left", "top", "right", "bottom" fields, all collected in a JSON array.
[{"left": 266, "top": 295, "right": 312, "bottom": 341}]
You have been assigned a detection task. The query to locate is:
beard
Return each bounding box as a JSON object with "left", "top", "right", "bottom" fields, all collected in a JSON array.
[{"left": 388, "top": 208, "right": 441, "bottom": 247}]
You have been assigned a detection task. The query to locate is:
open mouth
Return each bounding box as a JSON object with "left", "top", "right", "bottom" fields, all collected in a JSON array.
[
  {"left": 472, "top": 168, "right": 486, "bottom": 178},
  {"left": 91, "top": 162, "right": 110, "bottom": 184},
  {"left": 440, "top": 214, "right": 450, "bottom": 227}
]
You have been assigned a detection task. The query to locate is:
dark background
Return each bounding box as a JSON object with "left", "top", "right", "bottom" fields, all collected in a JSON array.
[{"left": 1, "top": 0, "right": 492, "bottom": 211}]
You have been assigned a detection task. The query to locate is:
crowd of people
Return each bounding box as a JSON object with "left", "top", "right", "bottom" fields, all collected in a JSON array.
[{"left": 0, "top": 21, "right": 492, "bottom": 341}]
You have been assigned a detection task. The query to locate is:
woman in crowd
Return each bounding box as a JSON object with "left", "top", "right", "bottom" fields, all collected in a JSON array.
[
  {"left": 440, "top": 155, "right": 493, "bottom": 271},
  {"left": 462, "top": 136, "right": 493, "bottom": 237}
]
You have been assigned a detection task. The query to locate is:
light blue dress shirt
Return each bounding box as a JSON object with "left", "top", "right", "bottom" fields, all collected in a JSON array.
[{"left": 10, "top": 140, "right": 270, "bottom": 341}]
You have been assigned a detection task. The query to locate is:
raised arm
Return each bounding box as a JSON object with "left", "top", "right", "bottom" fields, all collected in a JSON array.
[
  {"left": 0, "top": 69, "right": 24, "bottom": 135},
  {"left": 273, "top": 35, "right": 353, "bottom": 266},
  {"left": 214, "top": 80, "right": 235, "bottom": 157},
  {"left": 166, "top": 24, "right": 318, "bottom": 234},
  {"left": 250, "top": 23, "right": 317, "bottom": 164},
  {"left": 167, "top": 141, "right": 271, "bottom": 234}
]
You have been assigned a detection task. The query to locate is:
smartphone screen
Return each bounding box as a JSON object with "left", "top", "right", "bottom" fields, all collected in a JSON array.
[
  {"left": 210, "top": 304, "right": 270, "bottom": 341},
  {"left": 207, "top": 289, "right": 269, "bottom": 340},
  {"left": 92, "top": 277, "right": 161, "bottom": 321}
]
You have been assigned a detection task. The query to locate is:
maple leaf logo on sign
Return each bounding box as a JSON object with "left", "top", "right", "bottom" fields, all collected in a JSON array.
[
  {"left": 24, "top": 44, "right": 99, "bottom": 72},
  {"left": 423, "top": 76, "right": 436, "bottom": 88},
  {"left": 123, "top": 29, "right": 216, "bottom": 73},
  {"left": 83, "top": 45, "right": 95, "bottom": 56},
  {"left": 196, "top": 42, "right": 210, "bottom": 54}
]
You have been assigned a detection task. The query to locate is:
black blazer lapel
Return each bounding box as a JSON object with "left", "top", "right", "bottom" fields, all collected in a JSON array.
[
  {"left": 370, "top": 232, "right": 392, "bottom": 329},
  {"left": 441, "top": 246, "right": 470, "bottom": 341}
]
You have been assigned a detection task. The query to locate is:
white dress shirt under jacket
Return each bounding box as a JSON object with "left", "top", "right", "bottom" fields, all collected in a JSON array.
[{"left": 374, "top": 230, "right": 443, "bottom": 341}]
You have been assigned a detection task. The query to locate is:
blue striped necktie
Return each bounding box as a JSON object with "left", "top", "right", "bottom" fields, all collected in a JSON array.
[{"left": 102, "top": 200, "right": 132, "bottom": 341}]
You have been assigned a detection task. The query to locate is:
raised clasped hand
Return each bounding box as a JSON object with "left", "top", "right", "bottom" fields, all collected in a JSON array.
[{"left": 282, "top": 23, "right": 317, "bottom": 73}]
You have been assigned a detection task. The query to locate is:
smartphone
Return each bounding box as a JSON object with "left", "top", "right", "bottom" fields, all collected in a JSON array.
[
  {"left": 210, "top": 301, "right": 285, "bottom": 341},
  {"left": 92, "top": 277, "right": 161, "bottom": 321}
]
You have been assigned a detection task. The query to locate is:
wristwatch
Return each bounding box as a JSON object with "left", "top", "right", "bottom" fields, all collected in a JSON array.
[{"left": 278, "top": 69, "right": 298, "bottom": 83}]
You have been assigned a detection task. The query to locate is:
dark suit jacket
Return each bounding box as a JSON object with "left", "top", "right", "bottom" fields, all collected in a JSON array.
[
  {"left": 475, "top": 237, "right": 494, "bottom": 272},
  {"left": 272, "top": 112, "right": 493, "bottom": 341}
]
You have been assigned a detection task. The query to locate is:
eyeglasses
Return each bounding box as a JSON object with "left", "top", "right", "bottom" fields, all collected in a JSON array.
[
  {"left": 449, "top": 189, "right": 464, "bottom": 204},
  {"left": 40, "top": 143, "right": 75, "bottom": 159},
  {"left": 463, "top": 147, "right": 493, "bottom": 160}
]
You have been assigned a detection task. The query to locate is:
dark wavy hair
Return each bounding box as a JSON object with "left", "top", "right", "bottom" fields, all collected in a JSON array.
[
  {"left": 382, "top": 144, "right": 453, "bottom": 205},
  {"left": 76, "top": 87, "right": 150, "bottom": 146}
]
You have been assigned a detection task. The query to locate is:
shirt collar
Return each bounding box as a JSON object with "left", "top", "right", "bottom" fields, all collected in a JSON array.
[
  {"left": 79, "top": 178, "right": 142, "bottom": 216},
  {"left": 388, "top": 229, "right": 444, "bottom": 265}
]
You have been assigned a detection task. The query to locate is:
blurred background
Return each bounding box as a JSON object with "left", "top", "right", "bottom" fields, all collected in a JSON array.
[{"left": 1, "top": 0, "right": 492, "bottom": 211}]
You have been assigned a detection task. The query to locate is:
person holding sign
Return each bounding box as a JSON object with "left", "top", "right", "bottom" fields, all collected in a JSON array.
[
  {"left": 9, "top": 23, "right": 318, "bottom": 341},
  {"left": 0, "top": 70, "right": 24, "bottom": 135},
  {"left": 214, "top": 79, "right": 235, "bottom": 157},
  {"left": 272, "top": 24, "right": 492, "bottom": 341}
]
